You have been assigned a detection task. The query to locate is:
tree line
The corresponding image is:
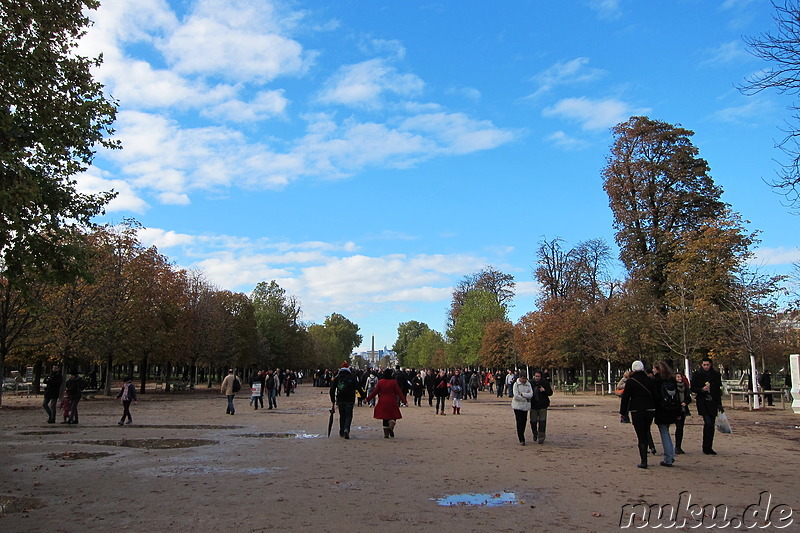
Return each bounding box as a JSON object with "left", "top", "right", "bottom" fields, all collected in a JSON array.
[{"left": 393, "top": 117, "right": 798, "bottom": 386}]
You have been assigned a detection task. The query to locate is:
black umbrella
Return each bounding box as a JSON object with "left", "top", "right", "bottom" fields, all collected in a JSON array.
[{"left": 327, "top": 406, "right": 335, "bottom": 438}]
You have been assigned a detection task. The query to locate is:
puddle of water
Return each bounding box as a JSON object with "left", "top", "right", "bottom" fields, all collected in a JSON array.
[
  {"left": 47, "top": 451, "right": 115, "bottom": 460},
  {"left": 234, "top": 432, "right": 321, "bottom": 439},
  {"left": 434, "top": 492, "right": 518, "bottom": 507},
  {"left": 0, "top": 496, "right": 44, "bottom": 516},
  {"left": 19, "top": 430, "right": 72, "bottom": 435}
]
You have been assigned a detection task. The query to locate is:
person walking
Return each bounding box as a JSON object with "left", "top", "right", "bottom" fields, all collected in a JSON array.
[
  {"left": 366, "top": 368, "right": 407, "bottom": 438},
  {"left": 43, "top": 365, "right": 63, "bottom": 424},
  {"left": 512, "top": 374, "right": 534, "bottom": 445},
  {"left": 65, "top": 372, "right": 85, "bottom": 425},
  {"left": 619, "top": 361, "right": 656, "bottom": 468},
  {"left": 449, "top": 369, "right": 465, "bottom": 414},
  {"left": 529, "top": 370, "right": 553, "bottom": 444},
  {"left": 265, "top": 370, "right": 278, "bottom": 409},
  {"left": 411, "top": 371, "right": 425, "bottom": 406},
  {"left": 652, "top": 361, "right": 680, "bottom": 467},
  {"left": 434, "top": 370, "right": 449, "bottom": 415},
  {"left": 220, "top": 369, "right": 239, "bottom": 415},
  {"left": 423, "top": 370, "right": 436, "bottom": 407},
  {"left": 691, "top": 357, "right": 723, "bottom": 455},
  {"left": 329, "top": 362, "right": 365, "bottom": 439},
  {"left": 759, "top": 369, "right": 774, "bottom": 406},
  {"left": 116, "top": 376, "right": 137, "bottom": 425},
  {"left": 673, "top": 371, "right": 692, "bottom": 454}
]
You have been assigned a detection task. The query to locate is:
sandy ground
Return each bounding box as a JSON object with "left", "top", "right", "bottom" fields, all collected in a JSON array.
[{"left": 0, "top": 382, "right": 798, "bottom": 532}]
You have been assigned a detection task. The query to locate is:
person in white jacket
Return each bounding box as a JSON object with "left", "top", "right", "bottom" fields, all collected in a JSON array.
[{"left": 512, "top": 375, "right": 534, "bottom": 445}]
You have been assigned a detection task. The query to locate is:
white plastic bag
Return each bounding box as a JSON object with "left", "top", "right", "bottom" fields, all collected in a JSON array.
[{"left": 716, "top": 412, "right": 732, "bottom": 434}]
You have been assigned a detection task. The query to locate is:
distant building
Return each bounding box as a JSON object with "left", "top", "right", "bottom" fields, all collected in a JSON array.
[{"left": 352, "top": 346, "right": 396, "bottom": 368}]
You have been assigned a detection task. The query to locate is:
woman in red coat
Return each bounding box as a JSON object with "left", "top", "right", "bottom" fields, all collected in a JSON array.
[{"left": 366, "top": 368, "right": 407, "bottom": 438}]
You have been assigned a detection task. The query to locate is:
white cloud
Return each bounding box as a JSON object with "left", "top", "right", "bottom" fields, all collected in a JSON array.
[
  {"left": 529, "top": 57, "right": 605, "bottom": 98},
  {"left": 711, "top": 99, "right": 773, "bottom": 124},
  {"left": 203, "top": 90, "right": 290, "bottom": 122},
  {"left": 587, "top": 0, "right": 622, "bottom": 20},
  {"left": 701, "top": 41, "right": 750, "bottom": 67},
  {"left": 752, "top": 247, "right": 800, "bottom": 266},
  {"left": 543, "top": 97, "right": 649, "bottom": 131},
  {"left": 137, "top": 228, "right": 196, "bottom": 248},
  {"left": 399, "top": 112, "right": 517, "bottom": 154},
  {"left": 547, "top": 130, "right": 589, "bottom": 150},
  {"left": 75, "top": 171, "right": 149, "bottom": 214},
  {"left": 162, "top": 0, "right": 312, "bottom": 82},
  {"left": 318, "top": 58, "right": 424, "bottom": 108}
]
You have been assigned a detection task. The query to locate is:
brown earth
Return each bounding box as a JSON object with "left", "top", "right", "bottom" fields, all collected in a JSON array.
[{"left": 0, "top": 383, "right": 798, "bottom": 532}]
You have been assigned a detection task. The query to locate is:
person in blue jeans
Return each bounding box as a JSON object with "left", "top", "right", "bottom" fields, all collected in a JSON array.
[
  {"left": 653, "top": 361, "right": 680, "bottom": 467},
  {"left": 220, "top": 369, "right": 238, "bottom": 415}
]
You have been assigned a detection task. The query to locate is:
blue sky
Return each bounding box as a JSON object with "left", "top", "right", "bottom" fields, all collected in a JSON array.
[{"left": 76, "top": 0, "right": 798, "bottom": 351}]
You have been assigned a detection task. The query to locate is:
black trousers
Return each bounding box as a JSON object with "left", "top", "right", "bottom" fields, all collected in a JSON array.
[
  {"left": 631, "top": 410, "right": 655, "bottom": 463},
  {"left": 513, "top": 409, "right": 529, "bottom": 443}
]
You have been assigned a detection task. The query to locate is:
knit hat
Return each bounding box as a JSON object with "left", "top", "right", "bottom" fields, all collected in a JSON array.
[
  {"left": 341, "top": 361, "right": 349, "bottom": 368},
  {"left": 631, "top": 360, "right": 645, "bottom": 372}
]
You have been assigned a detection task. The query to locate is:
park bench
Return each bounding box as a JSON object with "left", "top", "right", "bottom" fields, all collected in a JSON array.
[
  {"left": 728, "top": 390, "right": 786, "bottom": 411},
  {"left": 562, "top": 383, "right": 579, "bottom": 395},
  {"left": 593, "top": 382, "right": 611, "bottom": 395},
  {"left": 170, "top": 381, "right": 189, "bottom": 393}
]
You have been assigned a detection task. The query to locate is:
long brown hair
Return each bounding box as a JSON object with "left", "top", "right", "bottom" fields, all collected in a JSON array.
[{"left": 654, "top": 361, "right": 674, "bottom": 381}]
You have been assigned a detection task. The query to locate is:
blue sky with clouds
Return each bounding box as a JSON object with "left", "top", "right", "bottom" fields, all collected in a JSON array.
[{"left": 76, "top": 0, "right": 798, "bottom": 351}]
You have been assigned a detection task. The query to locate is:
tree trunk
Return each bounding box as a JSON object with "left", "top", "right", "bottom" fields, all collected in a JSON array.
[
  {"left": 139, "top": 355, "right": 148, "bottom": 394},
  {"left": 104, "top": 352, "right": 114, "bottom": 396}
]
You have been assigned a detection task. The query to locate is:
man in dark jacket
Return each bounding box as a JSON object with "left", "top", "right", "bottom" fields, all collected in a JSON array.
[
  {"left": 330, "top": 362, "right": 366, "bottom": 439},
  {"left": 65, "top": 372, "right": 85, "bottom": 424},
  {"left": 759, "top": 370, "right": 773, "bottom": 406},
  {"left": 43, "top": 366, "right": 63, "bottom": 424},
  {"left": 530, "top": 370, "right": 553, "bottom": 444},
  {"left": 691, "top": 357, "right": 723, "bottom": 455}
]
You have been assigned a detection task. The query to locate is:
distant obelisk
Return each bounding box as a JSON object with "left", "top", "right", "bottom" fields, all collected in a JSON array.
[{"left": 371, "top": 334, "right": 375, "bottom": 356}]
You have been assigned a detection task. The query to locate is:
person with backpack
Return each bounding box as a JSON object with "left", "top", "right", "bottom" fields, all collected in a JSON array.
[
  {"left": 265, "top": 370, "right": 278, "bottom": 409},
  {"left": 653, "top": 361, "right": 680, "bottom": 467},
  {"left": 619, "top": 360, "right": 657, "bottom": 468},
  {"left": 220, "top": 368, "right": 239, "bottom": 415},
  {"left": 329, "top": 362, "right": 366, "bottom": 439}
]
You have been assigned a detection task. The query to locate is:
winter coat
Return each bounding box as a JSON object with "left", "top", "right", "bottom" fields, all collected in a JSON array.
[
  {"left": 44, "top": 371, "right": 63, "bottom": 400},
  {"left": 329, "top": 368, "right": 366, "bottom": 404},
  {"left": 653, "top": 376, "right": 680, "bottom": 426},
  {"left": 449, "top": 374, "right": 465, "bottom": 400},
  {"left": 116, "top": 382, "right": 137, "bottom": 402},
  {"left": 434, "top": 374, "right": 449, "bottom": 398},
  {"left": 366, "top": 378, "right": 406, "bottom": 420},
  {"left": 511, "top": 380, "right": 533, "bottom": 411},
  {"left": 619, "top": 371, "right": 656, "bottom": 415},
  {"left": 529, "top": 378, "right": 553, "bottom": 410},
  {"left": 690, "top": 367, "right": 722, "bottom": 418}
]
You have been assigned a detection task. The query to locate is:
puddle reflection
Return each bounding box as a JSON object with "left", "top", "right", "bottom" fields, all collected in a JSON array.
[{"left": 434, "top": 491, "right": 518, "bottom": 507}]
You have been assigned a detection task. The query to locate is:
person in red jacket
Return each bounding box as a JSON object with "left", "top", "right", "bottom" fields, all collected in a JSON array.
[{"left": 366, "top": 368, "right": 407, "bottom": 438}]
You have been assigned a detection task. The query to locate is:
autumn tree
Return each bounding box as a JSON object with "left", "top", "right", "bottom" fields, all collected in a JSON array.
[
  {"left": 603, "top": 116, "right": 726, "bottom": 302},
  {"left": 1, "top": 0, "right": 118, "bottom": 284},
  {"left": 480, "top": 320, "right": 516, "bottom": 369}
]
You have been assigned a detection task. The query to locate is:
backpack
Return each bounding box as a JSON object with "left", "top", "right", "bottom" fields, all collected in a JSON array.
[
  {"left": 266, "top": 374, "right": 275, "bottom": 389},
  {"left": 337, "top": 374, "right": 356, "bottom": 396},
  {"left": 232, "top": 376, "right": 241, "bottom": 393},
  {"left": 660, "top": 380, "right": 680, "bottom": 411}
]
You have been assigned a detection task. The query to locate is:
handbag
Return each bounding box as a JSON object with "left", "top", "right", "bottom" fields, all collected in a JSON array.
[{"left": 716, "top": 412, "right": 732, "bottom": 434}]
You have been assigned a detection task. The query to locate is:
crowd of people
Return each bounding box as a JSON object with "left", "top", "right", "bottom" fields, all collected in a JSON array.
[{"left": 618, "top": 356, "right": 726, "bottom": 469}]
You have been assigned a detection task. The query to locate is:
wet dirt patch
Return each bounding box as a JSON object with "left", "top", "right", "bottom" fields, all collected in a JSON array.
[
  {"left": 0, "top": 495, "right": 44, "bottom": 517},
  {"left": 19, "top": 430, "right": 72, "bottom": 435},
  {"left": 81, "top": 438, "right": 217, "bottom": 449},
  {"left": 233, "top": 432, "right": 321, "bottom": 439},
  {"left": 142, "top": 465, "right": 285, "bottom": 477},
  {"left": 123, "top": 424, "right": 238, "bottom": 430},
  {"left": 48, "top": 451, "right": 115, "bottom": 460}
]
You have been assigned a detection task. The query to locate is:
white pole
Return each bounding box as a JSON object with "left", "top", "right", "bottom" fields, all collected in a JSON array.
[
  {"left": 684, "top": 358, "right": 690, "bottom": 382},
  {"left": 750, "top": 355, "right": 761, "bottom": 410},
  {"left": 790, "top": 354, "right": 800, "bottom": 415},
  {"left": 607, "top": 359, "right": 613, "bottom": 394}
]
